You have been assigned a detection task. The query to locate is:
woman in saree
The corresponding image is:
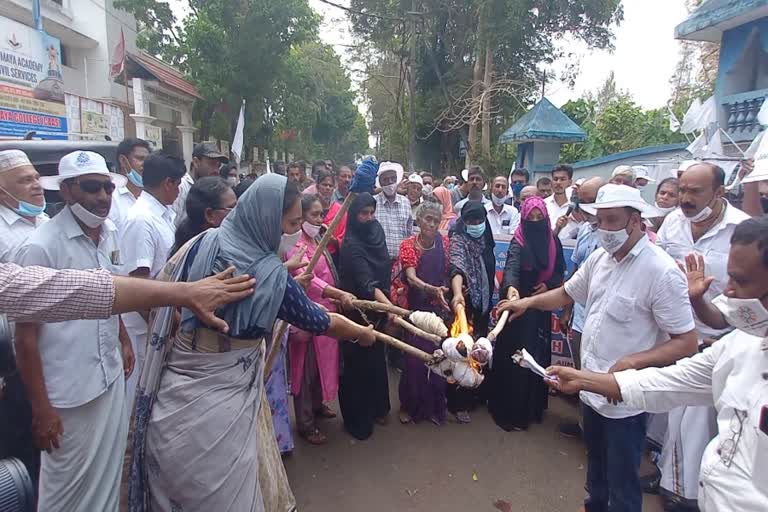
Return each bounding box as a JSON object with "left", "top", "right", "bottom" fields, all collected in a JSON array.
[
  {"left": 314, "top": 170, "right": 335, "bottom": 216},
  {"left": 128, "top": 174, "right": 375, "bottom": 512},
  {"left": 337, "top": 193, "right": 393, "bottom": 440},
  {"left": 285, "top": 194, "right": 357, "bottom": 445},
  {"left": 488, "top": 196, "right": 565, "bottom": 431},
  {"left": 448, "top": 200, "right": 495, "bottom": 424},
  {"left": 396, "top": 200, "right": 450, "bottom": 425},
  {"left": 432, "top": 185, "right": 457, "bottom": 232}
]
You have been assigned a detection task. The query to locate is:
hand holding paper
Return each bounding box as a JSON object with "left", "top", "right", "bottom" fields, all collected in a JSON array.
[{"left": 512, "top": 349, "right": 558, "bottom": 382}]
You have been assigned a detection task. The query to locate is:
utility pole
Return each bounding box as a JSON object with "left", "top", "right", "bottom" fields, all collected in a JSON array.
[{"left": 407, "top": 1, "right": 418, "bottom": 174}]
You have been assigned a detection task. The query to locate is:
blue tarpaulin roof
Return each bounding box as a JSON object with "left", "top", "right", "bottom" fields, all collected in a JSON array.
[{"left": 499, "top": 97, "right": 586, "bottom": 144}]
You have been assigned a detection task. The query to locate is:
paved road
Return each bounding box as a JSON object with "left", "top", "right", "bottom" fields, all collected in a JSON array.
[{"left": 285, "top": 369, "right": 665, "bottom": 512}]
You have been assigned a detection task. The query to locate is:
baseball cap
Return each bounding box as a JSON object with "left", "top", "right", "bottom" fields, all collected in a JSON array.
[
  {"left": 632, "top": 166, "right": 655, "bottom": 183},
  {"left": 193, "top": 142, "right": 229, "bottom": 163},
  {"left": 580, "top": 183, "right": 661, "bottom": 218},
  {"left": 408, "top": 173, "right": 423, "bottom": 186},
  {"left": 40, "top": 151, "right": 127, "bottom": 190}
]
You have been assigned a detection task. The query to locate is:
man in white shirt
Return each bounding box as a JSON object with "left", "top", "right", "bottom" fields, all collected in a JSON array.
[
  {"left": 14, "top": 151, "right": 132, "bottom": 512},
  {"left": 109, "top": 137, "right": 150, "bottom": 232},
  {"left": 0, "top": 150, "right": 48, "bottom": 263},
  {"left": 486, "top": 175, "right": 520, "bottom": 235},
  {"left": 172, "top": 142, "right": 228, "bottom": 227},
  {"left": 546, "top": 164, "right": 579, "bottom": 242},
  {"left": 497, "top": 184, "right": 698, "bottom": 512},
  {"left": 549, "top": 215, "right": 768, "bottom": 512},
  {"left": 122, "top": 153, "right": 185, "bottom": 406},
  {"left": 374, "top": 161, "right": 413, "bottom": 260},
  {"left": 654, "top": 162, "right": 750, "bottom": 509}
]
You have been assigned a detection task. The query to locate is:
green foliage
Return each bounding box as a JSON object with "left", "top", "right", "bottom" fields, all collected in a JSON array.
[
  {"left": 114, "top": 0, "right": 367, "bottom": 161},
  {"left": 348, "top": 0, "right": 624, "bottom": 171}
]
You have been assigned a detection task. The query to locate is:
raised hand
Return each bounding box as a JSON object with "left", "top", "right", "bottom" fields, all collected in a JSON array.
[{"left": 682, "top": 253, "right": 714, "bottom": 301}]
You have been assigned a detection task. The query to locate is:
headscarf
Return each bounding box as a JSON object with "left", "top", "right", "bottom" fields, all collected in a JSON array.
[
  {"left": 340, "top": 193, "right": 391, "bottom": 299},
  {"left": 449, "top": 200, "right": 495, "bottom": 313},
  {"left": 181, "top": 173, "right": 289, "bottom": 337},
  {"left": 432, "top": 186, "right": 456, "bottom": 230},
  {"left": 513, "top": 196, "right": 556, "bottom": 285}
]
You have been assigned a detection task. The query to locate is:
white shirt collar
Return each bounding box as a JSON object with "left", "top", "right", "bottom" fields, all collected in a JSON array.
[
  {"left": 0, "top": 204, "right": 45, "bottom": 227},
  {"left": 485, "top": 201, "right": 512, "bottom": 215},
  {"left": 140, "top": 192, "right": 175, "bottom": 222}
]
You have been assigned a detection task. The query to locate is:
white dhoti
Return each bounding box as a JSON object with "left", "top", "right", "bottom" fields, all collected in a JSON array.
[
  {"left": 124, "top": 319, "right": 148, "bottom": 413},
  {"left": 39, "top": 376, "right": 128, "bottom": 512},
  {"left": 659, "top": 405, "right": 718, "bottom": 502}
]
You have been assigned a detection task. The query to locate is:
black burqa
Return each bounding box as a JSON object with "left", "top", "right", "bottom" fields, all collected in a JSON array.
[
  {"left": 488, "top": 211, "right": 565, "bottom": 431},
  {"left": 337, "top": 193, "right": 392, "bottom": 440}
]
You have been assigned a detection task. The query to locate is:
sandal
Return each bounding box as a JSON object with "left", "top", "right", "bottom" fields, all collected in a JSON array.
[
  {"left": 300, "top": 428, "right": 327, "bottom": 445},
  {"left": 315, "top": 405, "right": 337, "bottom": 419},
  {"left": 453, "top": 411, "right": 471, "bottom": 424},
  {"left": 398, "top": 411, "right": 412, "bottom": 424}
]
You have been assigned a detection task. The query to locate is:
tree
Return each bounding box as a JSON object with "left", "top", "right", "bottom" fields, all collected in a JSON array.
[{"left": 348, "top": 0, "right": 624, "bottom": 173}]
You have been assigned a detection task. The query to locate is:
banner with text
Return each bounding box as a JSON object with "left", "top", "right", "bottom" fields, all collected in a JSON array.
[{"left": 0, "top": 17, "right": 67, "bottom": 139}]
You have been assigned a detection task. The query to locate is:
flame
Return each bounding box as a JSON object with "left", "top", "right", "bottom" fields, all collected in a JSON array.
[{"left": 450, "top": 304, "right": 472, "bottom": 337}]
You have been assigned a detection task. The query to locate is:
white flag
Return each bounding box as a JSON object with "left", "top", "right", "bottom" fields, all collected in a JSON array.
[
  {"left": 265, "top": 156, "right": 272, "bottom": 174},
  {"left": 757, "top": 100, "right": 768, "bottom": 127},
  {"left": 681, "top": 96, "right": 717, "bottom": 134},
  {"left": 231, "top": 99, "right": 246, "bottom": 164},
  {"left": 667, "top": 106, "right": 681, "bottom": 132}
]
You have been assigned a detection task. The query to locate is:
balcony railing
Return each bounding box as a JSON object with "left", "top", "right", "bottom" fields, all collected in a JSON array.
[{"left": 722, "top": 88, "right": 768, "bottom": 141}]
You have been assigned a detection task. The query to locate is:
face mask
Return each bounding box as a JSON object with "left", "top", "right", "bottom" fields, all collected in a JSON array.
[
  {"left": 712, "top": 294, "right": 768, "bottom": 338},
  {"left": 465, "top": 223, "right": 486, "bottom": 239},
  {"left": 382, "top": 183, "right": 398, "bottom": 196},
  {"left": 687, "top": 199, "right": 715, "bottom": 224},
  {"left": 447, "top": 184, "right": 455, "bottom": 191},
  {"left": 422, "top": 184, "right": 433, "bottom": 197},
  {"left": 654, "top": 203, "right": 677, "bottom": 216},
  {"left": 597, "top": 225, "right": 630, "bottom": 254},
  {"left": 127, "top": 169, "right": 144, "bottom": 188},
  {"left": 278, "top": 230, "right": 302, "bottom": 258},
  {"left": 227, "top": 177, "right": 239, "bottom": 187},
  {"left": 511, "top": 182, "right": 524, "bottom": 197},
  {"left": 491, "top": 194, "right": 506, "bottom": 207},
  {"left": 0, "top": 185, "right": 46, "bottom": 217},
  {"left": 70, "top": 203, "right": 107, "bottom": 228},
  {"left": 302, "top": 221, "right": 321, "bottom": 239}
]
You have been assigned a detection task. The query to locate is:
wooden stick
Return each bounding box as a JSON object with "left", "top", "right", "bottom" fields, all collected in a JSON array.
[
  {"left": 454, "top": 302, "right": 468, "bottom": 334},
  {"left": 264, "top": 319, "right": 287, "bottom": 375},
  {"left": 393, "top": 317, "right": 442, "bottom": 345},
  {"left": 373, "top": 329, "right": 436, "bottom": 364},
  {"left": 347, "top": 299, "right": 411, "bottom": 317},
  {"left": 487, "top": 287, "right": 517, "bottom": 343},
  {"left": 265, "top": 193, "right": 356, "bottom": 377}
]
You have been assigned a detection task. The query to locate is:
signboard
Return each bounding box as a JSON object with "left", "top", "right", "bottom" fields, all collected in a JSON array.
[
  {"left": 0, "top": 17, "right": 67, "bottom": 139},
  {"left": 144, "top": 125, "right": 163, "bottom": 149},
  {"left": 81, "top": 110, "right": 109, "bottom": 136}
]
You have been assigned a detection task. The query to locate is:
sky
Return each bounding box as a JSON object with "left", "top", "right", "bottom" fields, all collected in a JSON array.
[{"left": 169, "top": 0, "right": 692, "bottom": 114}]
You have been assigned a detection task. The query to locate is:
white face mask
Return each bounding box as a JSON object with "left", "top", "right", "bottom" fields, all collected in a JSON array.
[
  {"left": 712, "top": 294, "right": 768, "bottom": 338},
  {"left": 654, "top": 203, "right": 677, "bottom": 216},
  {"left": 687, "top": 199, "right": 717, "bottom": 224},
  {"left": 491, "top": 194, "right": 506, "bottom": 207},
  {"left": 382, "top": 183, "right": 398, "bottom": 197},
  {"left": 278, "top": 230, "right": 302, "bottom": 258},
  {"left": 302, "top": 221, "right": 321, "bottom": 239},
  {"left": 597, "top": 226, "right": 630, "bottom": 254},
  {"left": 70, "top": 203, "right": 107, "bottom": 228},
  {"left": 422, "top": 184, "right": 433, "bottom": 197}
]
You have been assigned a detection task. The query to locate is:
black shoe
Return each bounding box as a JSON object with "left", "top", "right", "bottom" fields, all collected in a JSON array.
[
  {"left": 558, "top": 422, "right": 582, "bottom": 438},
  {"left": 640, "top": 468, "right": 661, "bottom": 494},
  {"left": 662, "top": 495, "right": 699, "bottom": 512}
]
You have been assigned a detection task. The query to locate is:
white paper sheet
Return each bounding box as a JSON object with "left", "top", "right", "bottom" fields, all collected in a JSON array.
[{"left": 515, "top": 348, "right": 558, "bottom": 382}]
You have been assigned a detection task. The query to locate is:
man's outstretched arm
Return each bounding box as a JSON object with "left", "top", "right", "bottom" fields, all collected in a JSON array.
[{"left": 0, "top": 263, "right": 254, "bottom": 332}]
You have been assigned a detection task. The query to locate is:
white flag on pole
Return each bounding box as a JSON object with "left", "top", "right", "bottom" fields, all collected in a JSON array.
[
  {"left": 231, "top": 99, "right": 246, "bottom": 164},
  {"left": 265, "top": 155, "right": 272, "bottom": 174},
  {"left": 667, "top": 106, "right": 681, "bottom": 132}
]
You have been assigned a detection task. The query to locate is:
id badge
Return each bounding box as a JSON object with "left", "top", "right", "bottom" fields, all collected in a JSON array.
[{"left": 111, "top": 249, "right": 122, "bottom": 266}]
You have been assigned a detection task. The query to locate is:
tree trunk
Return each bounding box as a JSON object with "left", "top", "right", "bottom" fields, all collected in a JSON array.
[
  {"left": 481, "top": 43, "right": 493, "bottom": 160},
  {"left": 199, "top": 103, "right": 215, "bottom": 141},
  {"left": 466, "top": 45, "right": 483, "bottom": 168}
]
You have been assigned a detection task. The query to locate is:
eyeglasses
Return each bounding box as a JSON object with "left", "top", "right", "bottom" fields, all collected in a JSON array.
[
  {"left": 75, "top": 180, "right": 116, "bottom": 194},
  {"left": 719, "top": 409, "right": 747, "bottom": 467}
]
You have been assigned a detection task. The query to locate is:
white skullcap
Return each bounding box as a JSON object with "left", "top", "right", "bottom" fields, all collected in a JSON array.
[
  {"left": 407, "top": 173, "right": 423, "bottom": 186},
  {"left": 0, "top": 150, "right": 33, "bottom": 173}
]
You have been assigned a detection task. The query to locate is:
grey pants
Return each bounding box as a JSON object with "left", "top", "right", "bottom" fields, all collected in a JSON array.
[{"left": 294, "top": 341, "right": 323, "bottom": 433}]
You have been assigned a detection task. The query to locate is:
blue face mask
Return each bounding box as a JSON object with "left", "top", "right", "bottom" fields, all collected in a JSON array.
[
  {"left": 511, "top": 182, "right": 524, "bottom": 197},
  {"left": 127, "top": 169, "right": 144, "bottom": 188},
  {"left": 447, "top": 184, "right": 455, "bottom": 191},
  {"left": 0, "top": 185, "right": 46, "bottom": 217},
  {"left": 465, "top": 222, "right": 486, "bottom": 239}
]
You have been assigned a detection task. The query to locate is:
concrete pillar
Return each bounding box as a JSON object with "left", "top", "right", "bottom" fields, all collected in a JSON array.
[
  {"left": 130, "top": 77, "right": 155, "bottom": 141},
  {"left": 178, "top": 106, "right": 195, "bottom": 170}
]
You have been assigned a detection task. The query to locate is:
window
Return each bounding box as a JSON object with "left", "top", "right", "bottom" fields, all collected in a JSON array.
[{"left": 60, "top": 45, "right": 69, "bottom": 67}]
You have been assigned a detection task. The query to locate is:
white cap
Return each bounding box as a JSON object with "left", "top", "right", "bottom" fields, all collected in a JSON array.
[
  {"left": 0, "top": 150, "right": 34, "bottom": 173},
  {"left": 632, "top": 165, "right": 655, "bottom": 183},
  {"left": 461, "top": 168, "right": 469, "bottom": 182},
  {"left": 376, "top": 161, "right": 403, "bottom": 187},
  {"left": 407, "top": 173, "right": 423, "bottom": 186},
  {"left": 580, "top": 183, "right": 661, "bottom": 218},
  {"left": 611, "top": 165, "right": 636, "bottom": 181},
  {"left": 40, "top": 151, "right": 127, "bottom": 191},
  {"left": 677, "top": 159, "right": 698, "bottom": 172}
]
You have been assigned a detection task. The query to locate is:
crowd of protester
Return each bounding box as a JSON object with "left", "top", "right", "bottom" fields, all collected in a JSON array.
[{"left": 0, "top": 141, "right": 766, "bottom": 511}]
